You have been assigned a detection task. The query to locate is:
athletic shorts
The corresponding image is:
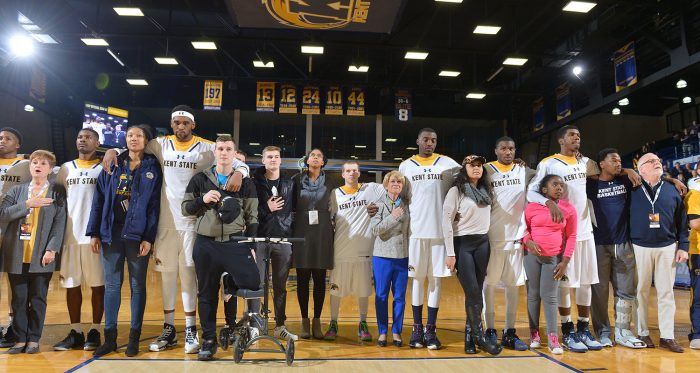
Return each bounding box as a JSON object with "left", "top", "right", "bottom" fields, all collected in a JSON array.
[
  {"left": 408, "top": 238, "right": 451, "bottom": 278},
  {"left": 153, "top": 228, "right": 195, "bottom": 272},
  {"left": 329, "top": 259, "right": 373, "bottom": 298},
  {"left": 59, "top": 244, "right": 105, "bottom": 288},
  {"left": 484, "top": 241, "right": 526, "bottom": 286},
  {"left": 561, "top": 238, "right": 599, "bottom": 288}
]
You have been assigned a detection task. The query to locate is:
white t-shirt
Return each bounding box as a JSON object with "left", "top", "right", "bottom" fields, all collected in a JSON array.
[
  {"left": 399, "top": 153, "right": 460, "bottom": 239},
  {"left": 486, "top": 161, "right": 530, "bottom": 243},
  {"left": 330, "top": 183, "right": 385, "bottom": 262},
  {"left": 442, "top": 185, "right": 491, "bottom": 256},
  {"left": 57, "top": 159, "right": 101, "bottom": 245}
]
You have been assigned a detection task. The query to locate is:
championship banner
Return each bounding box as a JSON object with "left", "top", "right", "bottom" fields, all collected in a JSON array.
[
  {"left": 279, "top": 84, "right": 298, "bottom": 114},
  {"left": 346, "top": 87, "right": 365, "bottom": 116},
  {"left": 556, "top": 83, "right": 571, "bottom": 121},
  {"left": 395, "top": 90, "right": 412, "bottom": 122},
  {"left": 256, "top": 81, "right": 275, "bottom": 112},
  {"left": 203, "top": 80, "right": 223, "bottom": 111},
  {"left": 613, "top": 41, "right": 638, "bottom": 92},
  {"left": 301, "top": 86, "right": 320, "bottom": 115},
  {"left": 227, "top": 0, "right": 406, "bottom": 33},
  {"left": 533, "top": 97, "right": 545, "bottom": 131},
  {"left": 325, "top": 86, "right": 343, "bottom": 115}
]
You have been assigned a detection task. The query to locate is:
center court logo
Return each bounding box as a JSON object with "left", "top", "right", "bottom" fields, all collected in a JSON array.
[{"left": 263, "top": 0, "right": 370, "bottom": 30}]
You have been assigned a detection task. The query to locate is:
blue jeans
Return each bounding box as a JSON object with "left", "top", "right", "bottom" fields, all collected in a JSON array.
[
  {"left": 372, "top": 256, "right": 408, "bottom": 335},
  {"left": 101, "top": 225, "right": 149, "bottom": 331}
]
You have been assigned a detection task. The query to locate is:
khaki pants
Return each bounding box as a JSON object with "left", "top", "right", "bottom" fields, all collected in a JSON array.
[{"left": 633, "top": 243, "right": 678, "bottom": 339}]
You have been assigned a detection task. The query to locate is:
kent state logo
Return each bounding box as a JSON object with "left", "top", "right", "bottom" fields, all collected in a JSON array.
[
  {"left": 408, "top": 265, "right": 415, "bottom": 272},
  {"left": 263, "top": 0, "right": 370, "bottom": 30},
  {"left": 176, "top": 154, "right": 185, "bottom": 160}
]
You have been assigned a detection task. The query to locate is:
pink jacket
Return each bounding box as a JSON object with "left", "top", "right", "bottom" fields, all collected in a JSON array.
[{"left": 522, "top": 200, "right": 578, "bottom": 258}]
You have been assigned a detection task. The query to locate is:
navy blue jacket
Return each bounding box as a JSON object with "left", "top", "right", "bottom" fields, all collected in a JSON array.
[
  {"left": 86, "top": 152, "right": 162, "bottom": 244},
  {"left": 629, "top": 180, "right": 689, "bottom": 251}
]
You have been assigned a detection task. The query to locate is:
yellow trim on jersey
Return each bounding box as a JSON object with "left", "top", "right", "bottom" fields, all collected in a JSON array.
[
  {"left": 197, "top": 136, "right": 214, "bottom": 145},
  {"left": 541, "top": 153, "right": 578, "bottom": 165},
  {"left": 169, "top": 135, "right": 197, "bottom": 151},
  {"left": 488, "top": 161, "right": 515, "bottom": 173},
  {"left": 75, "top": 158, "right": 101, "bottom": 168},
  {"left": 410, "top": 153, "right": 441, "bottom": 166},
  {"left": 0, "top": 157, "right": 23, "bottom": 166},
  {"left": 340, "top": 183, "right": 362, "bottom": 195}
]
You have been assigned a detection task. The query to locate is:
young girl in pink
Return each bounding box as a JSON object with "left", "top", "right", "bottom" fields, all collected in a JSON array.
[{"left": 522, "top": 174, "right": 577, "bottom": 354}]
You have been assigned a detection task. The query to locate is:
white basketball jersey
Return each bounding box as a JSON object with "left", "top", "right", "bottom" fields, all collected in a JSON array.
[
  {"left": 331, "top": 183, "right": 385, "bottom": 262},
  {"left": 58, "top": 159, "right": 101, "bottom": 245},
  {"left": 0, "top": 157, "right": 30, "bottom": 199},
  {"left": 486, "top": 161, "right": 528, "bottom": 242},
  {"left": 399, "top": 153, "right": 460, "bottom": 239},
  {"left": 528, "top": 154, "right": 593, "bottom": 240},
  {"left": 688, "top": 176, "right": 700, "bottom": 192}
]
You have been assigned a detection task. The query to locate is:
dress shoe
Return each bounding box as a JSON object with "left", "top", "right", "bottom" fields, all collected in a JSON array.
[
  {"left": 639, "top": 335, "right": 655, "bottom": 348},
  {"left": 659, "top": 338, "right": 684, "bottom": 353},
  {"left": 7, "top": 344, "right": 26, "bottom": 354},
  {"left": 25, "top": 345, "right": 39, "bottom": 354}
]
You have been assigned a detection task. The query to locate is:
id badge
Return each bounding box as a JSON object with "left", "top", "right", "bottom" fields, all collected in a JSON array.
[
  {"left": 309, "top": 210, "right": 319, "bottom": 225},
  {"left": 20, "top": 220, "right": 32, "bottom": 241},
  {"left": 121, "top": 199, "right": 129, "bottom": 213},
  {"left": 649, "top": 213, "right": 660, "bottom": 229}
]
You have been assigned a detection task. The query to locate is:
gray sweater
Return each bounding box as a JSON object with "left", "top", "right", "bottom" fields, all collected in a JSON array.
[
  {"left": 370, "top": 196, "right": 409, "bottom": 259},
  {"left": 0, "top": 182, "right": 66, "bottom": 274}
]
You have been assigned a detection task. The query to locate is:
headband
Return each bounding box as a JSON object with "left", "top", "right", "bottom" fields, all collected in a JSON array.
[{"left": 171, "top": 110, "right": 195, "bottom": 122}]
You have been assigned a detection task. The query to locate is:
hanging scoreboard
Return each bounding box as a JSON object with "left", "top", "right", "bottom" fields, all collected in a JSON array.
[
  {"left": 346, "top": 87, "right": 365, "bottom": 116},
  {"left": 279, "top": 84, "right": 298, "bottom": 114},
  {"left": 256, "top": 81, "right": 275, "bottom": 112},
  {"left": 325, "top": 86, "right": 343, "bottom": 115},
  {"left": 203, "top": 80, "right": 223, "bottom": 111},
  {"left": 301, "top": 86, "right": 321, "bottom": 115}
]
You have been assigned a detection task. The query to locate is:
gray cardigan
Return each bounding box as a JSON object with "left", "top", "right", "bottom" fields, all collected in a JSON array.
[
  {"left": 370, "top": 196, "right": 409, "bottom": 259},
  {"left": 0, "top": 182, "right": 66, "bottom": 274}
]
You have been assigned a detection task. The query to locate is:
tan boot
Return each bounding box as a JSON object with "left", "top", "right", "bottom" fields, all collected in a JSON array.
[
  {"left": 300, "top": 318, "right": 311, "bottom": 339},
  {"left": 312, "top": 318, "right": 323, "bottom": 339}
]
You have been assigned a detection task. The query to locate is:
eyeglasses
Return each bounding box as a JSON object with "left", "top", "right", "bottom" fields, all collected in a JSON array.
[{"left": 640, "top": 158, "right": 662, "bottom": 166}]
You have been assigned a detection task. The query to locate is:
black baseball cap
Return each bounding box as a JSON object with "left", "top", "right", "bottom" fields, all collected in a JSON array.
[{"left": 217, "top": 196, "right": 241, "bottom": 224}]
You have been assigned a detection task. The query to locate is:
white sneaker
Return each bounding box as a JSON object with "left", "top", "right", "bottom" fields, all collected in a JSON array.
[
  {"left": 149, "top": 323, "right": 177, "bottom": 352},
  {"left": 274, "top": 326, "right": 299, "bottom": 341},
  {"left": 184, "top": 326, "right": 200, "bottom": 354},
  {"left": 690, "top": 339, "right": 700, "bottom": 350},
  {"left": 615, "top": 328, "right": 646, "bottom": 349}
]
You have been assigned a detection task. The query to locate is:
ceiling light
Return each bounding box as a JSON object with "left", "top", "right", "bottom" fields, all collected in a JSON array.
[
  {"left": 466, "top": 92, "right": 486, "bottom": 99},
  {"left": 355, "top": 145, "right": 367, "bottom": 148},
  {"left": 113, "top": 7, "right": 144, "bottom": 16},
  {"left": 405, "top": 51, "right": 428, "bottom": 60},
  {"left": 350, "top": 156, "right": 358, "bottom": 159},
  {"left": 9, "top": 35, "right": 34, "bottom": 57},
  {"left": 107, "top": 49, "right": 125, "bottom": 67},
  {"left": 385, "top": 138, "right": 398, "bottom": 142},
  {"left": 677, "top": 79, "right": 688, "bottom": 89},
  {"left": 250, "top": 142, "right": 261, "bottom": 146},
  {"left": 683, "top": 97, "right": 693, "bottom": 104},
  {"left": 17, "top": 12, "right": 32, "bottom": 24},
  {"left": 612, "top": 107, "right": 621, "bottom": 115},
  {"left": 572, "top": 65, "right": 583, "bottom": 76},
  {"left": 406, "top": 147, "right": 417, "bottom": 150},
  {"left": 473, "top": 25, "right": 501, "bottom": 35},
  {"left": 253, "top": 60, "right": 274, "bottom": 68},
  {"left": 301, "top": 45, "right": 324, "bottom": 54},
  {"left": 618, "top": 98, "right": 629, "bottom": 106},
  {"left": 439, "top": 70, "right": 461, "bottom": 77},
  {"left": 435, "top": 0, "right": 463, "bottom": 3},
  {"left": 24, "top": 105, "right": 34, "bottom": 112},
  {"left": 348, "top": 65, "right": 369, "bottom": 72},
  {"left": 21, "top": 24, "right": 41, "bottom": 31},
  {"left": 81, "top": 38, "right": 108, "bottom": 46},
  {"left": 563, "top": 1, "right": 597, "bottom": 13},
  {"left": 126, "top": 79, "right": 148, "bottom": 86},
  {"left": 154, "top": 57, "right": 178, "bottom": 65},
  {"left": 191, "top": 41, "right": 217, "bottom": 50},
  {"left": 503, "top": 57, "right": 528, "bottom": 66},
  {"left": 394, "top": 157, "right": 403, "bottom": 160},
  {"left": 254, "top": 153, "right": 262, "bottom": 156}
]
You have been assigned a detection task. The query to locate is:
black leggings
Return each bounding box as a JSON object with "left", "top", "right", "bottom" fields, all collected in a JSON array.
[
  {"left": 454, "top": 234, "right": 490, "bottom": 310},
  {"left": 296, "top": 268, "right": 326, "bottom": 319}
]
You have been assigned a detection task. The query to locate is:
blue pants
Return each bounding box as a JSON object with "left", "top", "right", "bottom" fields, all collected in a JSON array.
[
  {"left": 690, "top": 254, "right": 700, "bottom": 340},
  {"left": 372, "top": 256, "right": 408, "bottom": 335},
  {"left": 101, "top": 225, "right": 149, "bottom": 331}
]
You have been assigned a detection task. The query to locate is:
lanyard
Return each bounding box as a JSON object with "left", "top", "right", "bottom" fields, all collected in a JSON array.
[
  {"left": 386, "top": 194, "right": 401, "bottom": 210},
  {"left": 641, "top": 181, "right": 664, "bottom": 214},
  {"left": 212, "top": 166, "right": 229, "bottom": 189}
]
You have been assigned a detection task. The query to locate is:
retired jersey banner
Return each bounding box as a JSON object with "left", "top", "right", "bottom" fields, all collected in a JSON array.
[
  {"left": 325, "top": 86, "right": 343, "bottom": 115},
  {"left": 395, "top": 90, "right": 412, "bottom": 122},
  {"left": 613, "top": 41, "right": 638, "bottom": 92},
  {"left": 203, "top": 80, "right": 223, "bottom": 111},
  {"left": 556, "top": 83, "right": 571, "bottom": 121},
  {"left": 256, "top": 82, "right": 275, "bottom": 112},
  {"left": 346, "top": 87, "right": 365, "bottom": 116},
  {"left": 228, "top": 0, "right": 406, "bottom": 33},
  {"left": 533, "top": 97, "right": 545, "bottom": 131},
  {"left": 279, "top": 84, "right": 298, "bottom": 114},
  {"left": 301, "top": 86, "right": 321, "bottom": 115}
]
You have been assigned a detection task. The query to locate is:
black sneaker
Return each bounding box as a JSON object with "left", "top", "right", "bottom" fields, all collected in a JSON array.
[
  {"left": 0, "top": 325, "right": 17, "bottom": 348},
  {"left": 84, "top": 329, "right": 101, "bottom": 351},
  {"left": 53, "top": 329, "right": 85, "bottom": 351},
  {"left": 408, "top": 323, "right": 425, "bottom": 348},
  {"left": 425, "top": 324, "right": 441, "bottom": 350},
  {"left": 197, "top": 339, "right": 217, "bottom": 361},
  {"left": 485, "top": 328, "right": 498, "bottom": 346},
  {"left": 501, "top": 328, "right": 529, "bottom": 351},
  {"left": 149, "top": 323, "right": 177, "bottom": 352}
]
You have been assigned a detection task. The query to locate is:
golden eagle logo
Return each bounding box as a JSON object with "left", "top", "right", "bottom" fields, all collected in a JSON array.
[
  {"left": 330, "top": 283, "right": 339, "bottom": 290},
  {"left": 263, "top": 0, "right": 370, "bottom": 30}
]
